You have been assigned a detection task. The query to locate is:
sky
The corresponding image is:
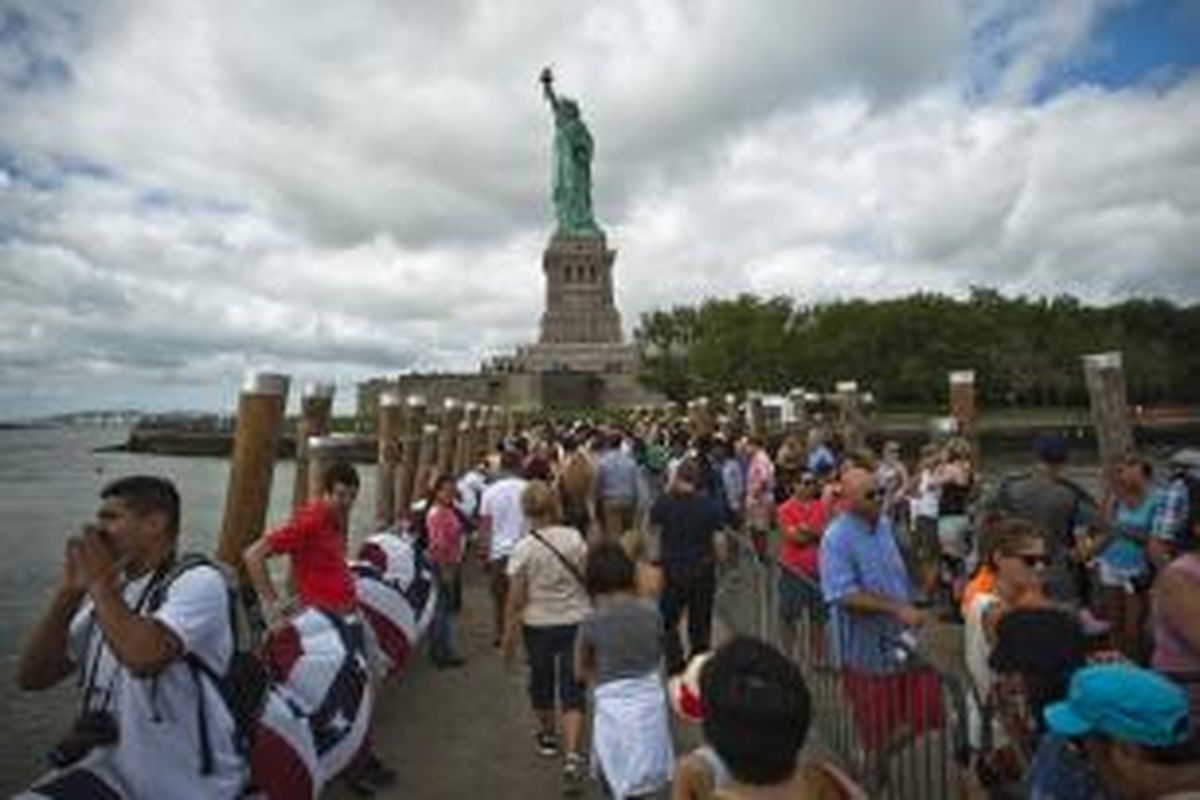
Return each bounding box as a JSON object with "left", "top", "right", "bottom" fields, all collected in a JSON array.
[{"left": 1, "top": 0, "right": 1199, "bottom": 418}]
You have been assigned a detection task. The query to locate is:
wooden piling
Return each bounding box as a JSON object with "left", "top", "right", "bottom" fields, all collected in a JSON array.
[
  {"left": 485, "top": 406, "right": 503, "bottom": 452},
  {"left": 1083, "top": 352, "right": 1133, "bottom": 475},
  {"left": 291, "top": 381, "right": 334, "bottom": 509},
  {"left": 460, "top": 402, "right": 480, "bottom": 471},
  {"left": 454, "top": 420, "right": 471, "bottom": 475},
  {"left": 949, "top": 371, "right": 977, "bottom": 441},
  {"left": 437, "top": 398, "right": 462, "bottom": 475},
  {"left": 415, "top": 423, "right": 440, "bottom": 501},
  {"left": 746, "top": 392, "right": 766, "bottom": 440},
  {"left": 375, "top": 391, "right": 404, "bottom": 528},
  {"left": 216, "top": 372, "right": 290, "bottom": 578},
  {"left": 835, "top": 381, "right": 865, "bottom": 453},
  {"left": 787, "top": 388, "right": 809, "bottom": 435},
  {"left": 307, "top": 434, "right": 360, "bottom": 502},
  {"left": 396, "top": 394, "right": 426, "bottom": 522}
]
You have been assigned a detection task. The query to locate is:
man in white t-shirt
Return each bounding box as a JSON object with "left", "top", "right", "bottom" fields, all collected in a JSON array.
[
  {"left": 479, "top": 449, "right": 529, "bottom": 646},
  {"left": 16, "top": 476, "right": 243, "bottom": 799},
  {"left": 456, "top": 448, "right": 492, "bottom": 523}
]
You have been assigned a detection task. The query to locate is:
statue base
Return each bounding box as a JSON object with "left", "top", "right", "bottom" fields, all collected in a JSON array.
[{"left": 539, "top": 234, "right": 623, "bottom": 345}]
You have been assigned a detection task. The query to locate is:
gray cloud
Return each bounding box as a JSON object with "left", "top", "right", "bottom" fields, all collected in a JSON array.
[{"left": 0, "top": 0, "right": 1197, "bottom": 417}]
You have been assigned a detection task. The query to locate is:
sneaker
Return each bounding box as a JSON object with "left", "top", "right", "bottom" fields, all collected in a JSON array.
[
  {"left": 362, "top": 754, "right": 398, "bottom": 788},
  {"left": 433, "top": 654, "right": 466, "bottom": 669},
  {"left": 344, "top": 753, "right": 396, "bottom": 796},
  {"left": 535, "top": 730, "right": 560, "bottom": 757},
  {"left": 562, "top": 752, "right": 586, "bottom": 796}
]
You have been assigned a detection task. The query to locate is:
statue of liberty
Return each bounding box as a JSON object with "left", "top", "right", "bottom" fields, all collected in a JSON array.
[{"left": 540, "top": 67, "right": 602, "bottom": 237}]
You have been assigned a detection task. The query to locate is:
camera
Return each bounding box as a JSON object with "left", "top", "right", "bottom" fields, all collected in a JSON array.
[{"left": 46, "top": 710, "right": 119, "bottom": 768}]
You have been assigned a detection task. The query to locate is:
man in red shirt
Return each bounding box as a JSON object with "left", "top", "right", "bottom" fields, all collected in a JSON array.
[
  {"left": 244, "top": 461, "right": 399, "bottom": 794},
  {"left": 244, "top": 461, "right": 359, "bottom": 624},
  {"left": 776, "top": 470, "right": 830, "bottom": 659}
]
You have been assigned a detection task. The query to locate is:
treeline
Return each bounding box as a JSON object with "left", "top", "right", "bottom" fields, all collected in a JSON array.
[{"left": 633, "top": 288, "right": 1200, "bottom": 406}]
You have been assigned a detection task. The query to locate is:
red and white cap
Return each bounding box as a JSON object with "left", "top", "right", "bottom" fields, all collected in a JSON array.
[{"left": 667, "top": 651, "right": 712, "bottom": 724}]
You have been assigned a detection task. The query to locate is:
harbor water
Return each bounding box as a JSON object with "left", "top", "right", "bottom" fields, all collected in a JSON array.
[{"left": 0, "top": 425, "right": 379, "bottom": 794}]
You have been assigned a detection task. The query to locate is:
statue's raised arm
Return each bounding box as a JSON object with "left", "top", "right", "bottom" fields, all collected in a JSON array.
[
  {"left": 539, "top": 67, "right": 601, "bottom": 238},
  {"left": 539, "top": 66, "right": 560, "bottom": 112}
]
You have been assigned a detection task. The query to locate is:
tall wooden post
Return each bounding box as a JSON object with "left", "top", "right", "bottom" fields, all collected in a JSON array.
[
  {"left": 835, "top": 380, "right": 865, "bottom": 453},
  {"left": 217, "top": 372, "right": 290, "bottom": 578},
  {"left": 374, "top": 391, "right": 403, "bottom": 528},
  {"left": 454, "top": 420, "right": 471, "bottom": 475},
  {"left": 415, "top": 423, "right": 440, "bottom": 501},
  {"left": 396, "top": 394, "right": 426, "bottom": 523},
  {"left": 437, "top": 398, "right": 462, "bottom": 475},
  {"left": 1083, "top": 352, "right": 1133, "bottom": 475},
  {"left": 292, "top": 381, "right": 334, "bottom": 509},
  {"left": 949, "top": 371, "right": 977, "bottom": 441},
  {"left": 746, "top": 392, "right": 766, "bottom": 440},
  {"left": 460, "top": 402, "right": 480, "bottom": 471},
  {"left": 787, "top": 388, "right": 809, "bottom": 436},
  {"left": 307, "top": 434, "right": 359, "bottom": 501},
  {"left": 485, "top": 405, "right": 503, "bottom": 452}
]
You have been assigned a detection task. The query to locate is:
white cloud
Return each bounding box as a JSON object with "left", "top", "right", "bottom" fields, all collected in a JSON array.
[{"left": 0, "top": 0, "right": 1197, "bottom": 417}]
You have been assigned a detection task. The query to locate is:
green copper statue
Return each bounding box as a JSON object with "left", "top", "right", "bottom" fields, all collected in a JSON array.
[{"left": 540, "top": 67, "right": 602, "bottom": 237}]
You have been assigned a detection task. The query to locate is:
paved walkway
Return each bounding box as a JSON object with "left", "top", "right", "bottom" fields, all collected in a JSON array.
[{"left": 329, "top": 560, "right": 701, "bottom": 799}]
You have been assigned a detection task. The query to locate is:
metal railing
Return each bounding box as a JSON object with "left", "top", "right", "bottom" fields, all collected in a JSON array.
[{"left": 714, "top": 529, "right": 973, "bottom": 799}]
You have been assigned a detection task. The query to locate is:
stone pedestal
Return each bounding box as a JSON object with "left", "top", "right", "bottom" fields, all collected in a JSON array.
[{"left": 540, "top": 234, "right": 623, "bottom": 345}]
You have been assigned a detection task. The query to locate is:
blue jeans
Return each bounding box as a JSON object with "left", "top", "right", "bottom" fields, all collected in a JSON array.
[{"left": 429, "top": 569, "right": 458, "bottom": 660}]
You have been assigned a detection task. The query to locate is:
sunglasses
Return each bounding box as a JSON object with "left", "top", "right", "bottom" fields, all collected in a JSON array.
[{"left": 1007, "top": 552, "right": 1048, "bottom": 567}]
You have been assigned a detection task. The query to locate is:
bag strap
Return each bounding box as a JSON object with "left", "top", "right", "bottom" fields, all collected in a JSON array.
[
  {"left": 146, "top": 553, "right": 255, "bottom": 773},
  {"left": 529, "top": 529, "right": 587, "bottom": 590}
]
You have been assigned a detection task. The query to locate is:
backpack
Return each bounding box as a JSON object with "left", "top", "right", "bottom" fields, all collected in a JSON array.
[{"left": 146, "top": 553, "right": 270, "bottom": 776}]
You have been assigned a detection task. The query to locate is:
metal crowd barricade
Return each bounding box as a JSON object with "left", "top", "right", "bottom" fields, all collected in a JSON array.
[{"left": 714, "top": 529, "right": 973, "bottom": 800}]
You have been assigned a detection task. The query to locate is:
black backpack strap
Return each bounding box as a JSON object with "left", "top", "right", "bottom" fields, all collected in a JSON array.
[
  {"left": 186, "top": 657, "right": 216, "bottom": 775},
  {"left": 146, "top": 552, "right": 222, "bottom": 613},
  {"left": 146, "top": 553, "right": 259, "bottom": 774}
]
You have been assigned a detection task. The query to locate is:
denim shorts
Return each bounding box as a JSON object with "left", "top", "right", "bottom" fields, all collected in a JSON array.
[
  {"left": 779, "top": 568, "right": 827, "bottom": 623},
  {"left": 523, "top": 623, "right": 586, "bottom": 711}
]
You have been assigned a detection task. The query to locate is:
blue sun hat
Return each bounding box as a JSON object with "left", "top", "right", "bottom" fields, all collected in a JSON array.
[{"left": 1044, "top": 664, "right": 1189, "bottom": 748}]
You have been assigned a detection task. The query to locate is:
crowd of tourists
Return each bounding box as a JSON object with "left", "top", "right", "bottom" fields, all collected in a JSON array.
[
  {"left": 438, "top": 417, "right": 1200, "bottom": 798},
  {"left": 12, "top": 410, "right": 1200, "bottom": 798}
]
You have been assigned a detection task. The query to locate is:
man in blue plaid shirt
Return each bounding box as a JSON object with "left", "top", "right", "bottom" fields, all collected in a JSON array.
[{"left": 1151, "top": 449, "right": 1200, "bottom": 563}]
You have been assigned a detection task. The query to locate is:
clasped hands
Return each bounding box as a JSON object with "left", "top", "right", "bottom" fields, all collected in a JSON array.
[{"left": 60, "top": 524, "right": 122, "bottom": 596}]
